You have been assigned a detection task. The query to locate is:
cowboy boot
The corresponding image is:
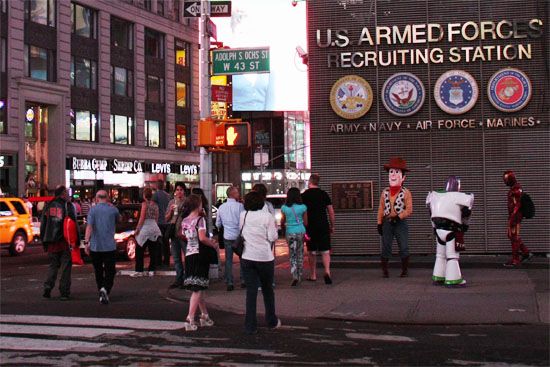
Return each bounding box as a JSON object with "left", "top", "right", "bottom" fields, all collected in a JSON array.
[
  {"left": 381, "top": 258, "right": 389, "bottom": 278},
  {"left": 400, "top": 256, "right": 409, "bottom": 277}
]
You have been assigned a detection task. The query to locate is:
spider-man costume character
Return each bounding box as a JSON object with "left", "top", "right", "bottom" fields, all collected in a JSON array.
[
  {"left": 426, "top": 176, "right": 473, "bottom": 287},
  {"left": 503, "top": 170, "right": 533, "bottom": 267}
]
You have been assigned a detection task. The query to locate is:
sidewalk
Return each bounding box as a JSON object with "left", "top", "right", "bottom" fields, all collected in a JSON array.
[{"left": 166, "top": 243, "right": 549, "bottom": 325}]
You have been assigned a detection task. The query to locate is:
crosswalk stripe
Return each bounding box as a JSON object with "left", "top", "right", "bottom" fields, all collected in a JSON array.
[
  {"left": 0, "top": 324, "right": 132, "bottom": 338},
  {"left": 0, "top": 314, "right": 186, "bottom": 330},
  {"left": 346, "top": 332, "right": 416, "bottom": 342},
  {"left": 1, "top": 336, "right": 105, "bottom": 351}
]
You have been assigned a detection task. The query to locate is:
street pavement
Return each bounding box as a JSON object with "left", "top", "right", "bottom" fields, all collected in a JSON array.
[{"left": 162, "top": 241, "right": 549, "bottom": 326}]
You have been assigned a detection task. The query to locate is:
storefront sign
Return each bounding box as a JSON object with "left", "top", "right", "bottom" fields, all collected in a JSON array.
[
  {"left": 112, "top": 159, "right": 143, "bottom": 173},
  {"left": 0, "top": 155, "right": 14, "bottom": 168},
  {"left": 69, "top": 157, "right": 108, "bottom": 171},
  {"left": 317, "top": 19, "right": 544, "bottom": 68},
  {"left": 332, "top": 181, "right": 373, "bottom": 211},
  {"left": 151, "top": 163, "right": 172, "bottom": 174},
  {"left": 179, "top": 164, "right": 199, "bottom": 175}
]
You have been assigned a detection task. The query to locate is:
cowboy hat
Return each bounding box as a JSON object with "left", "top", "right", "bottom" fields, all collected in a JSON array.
[{"left": 383, "top": 157, "right": 409, "bottom": 172}]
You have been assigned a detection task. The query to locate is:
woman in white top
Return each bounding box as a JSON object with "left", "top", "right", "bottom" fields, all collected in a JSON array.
[{"left": 240, "top": 191, "right": 280, "bottom": 335}]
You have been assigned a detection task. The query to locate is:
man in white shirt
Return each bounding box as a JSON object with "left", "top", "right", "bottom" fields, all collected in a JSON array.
[{"left": 216, "top": 186, "right": 245, "bottom": 291}]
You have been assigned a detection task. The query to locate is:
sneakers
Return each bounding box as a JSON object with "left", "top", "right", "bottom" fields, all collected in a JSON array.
[
  {"left": 130, "top": 271, "right": 144, "bottom": 277},
  {"left": 59, "top": 295, "right": 70, "bottom": 301},
  {"left": 291, "top": 279, "right": 298, "bottom": 287},
  {"left": 226, "top": 284, "right": 234, "bottom": 292},
  {"left": 99, "top": 287, "right": 109, "bottom": 305},
  {"left": 240, "top": 283, "right": 246, "bottom": 289},
  {"left": 200, "top": 314, "right": 214, "bottom": 327},
  {"left": 183, "top": 317, "right": 198, "bottom": 331},
  {"left": 269, "top": 318, "right": 282, "bottom": 330},
  {"left": 42, "top": 289, "right": 51, "bottom": 299},
  {"left": 504, "top": 259, "right": 521, "bottom": 268},
  {"left": 148, "top": 271, "right": 155, "bottom": 277},
  {"left": 521, "top": 252, "right": 534, "bottom": 263}
]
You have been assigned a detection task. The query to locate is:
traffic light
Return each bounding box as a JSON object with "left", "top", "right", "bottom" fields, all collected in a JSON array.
[{"left": 224, "top": 122, "right": 251, "bottom": 148}]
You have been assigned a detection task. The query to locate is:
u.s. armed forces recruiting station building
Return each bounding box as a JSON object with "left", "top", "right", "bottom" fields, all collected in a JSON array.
[{"left": 306, "top": 0, "right": 549, "bottom": 255}]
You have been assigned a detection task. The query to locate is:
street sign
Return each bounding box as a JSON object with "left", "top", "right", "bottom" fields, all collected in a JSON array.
[
  {"left": 184, "top": 1, "right": 201, "bottom": 17},
  {"left": 210, "top": 1, "right": 232, "bottom": 17},
  {"left": 212, "top": 47, "right": 270, "bottom": 75}
]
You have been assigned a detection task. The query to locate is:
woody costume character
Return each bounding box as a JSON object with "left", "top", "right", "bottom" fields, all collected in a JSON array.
[
  {"left": 377, "top": 157, "right": 413, "bottom": 278},
  {"left": 426, "top": 176, "right": 473, "bottom": 287},
  {"left": 503, "top": 170, "right": 533, "bottom": 267}
]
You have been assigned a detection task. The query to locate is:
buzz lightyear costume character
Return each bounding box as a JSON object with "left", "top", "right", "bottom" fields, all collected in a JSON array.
[
  {"left": 377, "top": 157, "right": 413, "bottom": 278},
  {"left": 426, "top": 176, "right": 473, "bottom": 287}
]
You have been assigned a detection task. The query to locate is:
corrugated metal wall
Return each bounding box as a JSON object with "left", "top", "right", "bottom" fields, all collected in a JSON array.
[{"left": 307, "top": 0, "right": 549, "bottom": 255}]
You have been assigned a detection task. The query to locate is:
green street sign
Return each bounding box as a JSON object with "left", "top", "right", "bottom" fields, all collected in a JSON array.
[{"left": 211, "top": 47, "right": 270, "bottom": 75}]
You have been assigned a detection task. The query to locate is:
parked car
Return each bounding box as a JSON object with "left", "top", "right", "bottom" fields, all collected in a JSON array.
[
  {"left": 266, "top": 194, "right": 286, "bottom": 232},
  {"left": 78, "top": 203, "right": 140, "bottom": 260},
  {"left": 0, "top": 197, "right": 34, "bottom": 255}
]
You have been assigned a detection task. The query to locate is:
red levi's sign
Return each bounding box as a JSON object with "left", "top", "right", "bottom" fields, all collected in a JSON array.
[{"left": 212, "top": 85, "right": 232, "bottom": 103}]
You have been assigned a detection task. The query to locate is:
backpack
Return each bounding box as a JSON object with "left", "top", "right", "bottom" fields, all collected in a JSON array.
[{"left": 520, "top": 192, "right": 535, "bottom": 219}]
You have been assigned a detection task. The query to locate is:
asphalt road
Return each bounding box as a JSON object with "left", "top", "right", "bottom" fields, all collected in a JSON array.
[{"left": 1, "top": 244, "right": 549, "bottom": 366}]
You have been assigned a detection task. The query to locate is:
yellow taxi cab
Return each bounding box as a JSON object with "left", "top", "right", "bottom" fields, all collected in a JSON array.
[{"left": 0, "top": 197, "right": 34, "bottom": 255}]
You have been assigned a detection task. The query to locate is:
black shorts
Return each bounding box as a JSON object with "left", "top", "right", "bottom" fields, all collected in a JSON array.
[{"left": 306, "top": 231, "right": 331, "bottom": 253}]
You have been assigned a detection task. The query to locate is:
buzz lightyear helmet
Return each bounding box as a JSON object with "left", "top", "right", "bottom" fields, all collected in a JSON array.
[{"left": 445, "top": 176, "right": 461, "bottom": 192}]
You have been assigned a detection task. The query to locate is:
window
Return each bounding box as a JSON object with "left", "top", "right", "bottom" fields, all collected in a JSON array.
[
  {"left": 111, "top": 17, "right": 133, "bottom": 50},
  {"left": 174, "top": 0, "right": 180, "bottom": 21},
  {"left": 24, "top": 44, "right": 56, "bottom": 82},
  {"left": 143, "top": 0, "right": 152, "bottom": 11},
  {"left": 71, "top": 110, "right": 98, "bottom": 141},
  {"left": 71, "top": 3, "right": 97, "bottom": 39},
  {"left": 176, "top": 124, "right": 187, "bottom": 150},
  {"left": 0, "top": 100, "right": 5, "bottom": 134},
  {"left": 71, "top": 57, "right": 97, "bottom": 89},
  {"left": 1, "top": 38, "right": 6, "bottom": 72},
  {"left": 145, "top": 28, "right": 164, "bottom": 59},
  {"left": 176, "top": 82, "right": 187, "bottom": 108},
  {"left": 110, "top": 115, "right": 134, "bottom": 145},
  {"left": 157, "top": 0, "right": 164, "bottom": 16},
  {"left": 112, "top": 66, "right": 133, "bottom": 97},
  {"left": 146, "top": 75, "right": 164, "bottom": 104},
  {"left": 145, "top": 120, "right": 161, "bottom": 147},
  {"left": 25, "top": 0, "right": 56, "bottom": 27},
  {"left": 175, "top": 40, "right": 188, "bottom": 67}
]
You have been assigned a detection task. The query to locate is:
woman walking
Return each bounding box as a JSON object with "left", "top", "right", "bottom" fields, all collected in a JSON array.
[
  {"left": 133, "top": 187, "right": 162, "bottom": 277},
  {"left": 240, "top": 191, "right": 281, "bottom": 335},
  {"left": 181, "top": 194, "right": 218, "bottom": 331},
  {"left": 281, "top": 187, "right": 308, "bottom": 286}
]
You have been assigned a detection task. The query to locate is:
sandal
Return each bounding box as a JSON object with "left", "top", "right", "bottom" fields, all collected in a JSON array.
[
  {"left": 199, "top": 314, "right": 214, "bottom": 327},
  {"left": 183, "top": 317, "right": 198, "bottom": 331}
]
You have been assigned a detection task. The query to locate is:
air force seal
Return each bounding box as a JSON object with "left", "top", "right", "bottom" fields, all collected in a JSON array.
[
  {"left": 487, "top": 68, "right": 531, "bottom": 112},
  {"left": 330, "top": 75, "right": 373, "bottom": 119},
  {"left": 434, "top": 70, "right": 478, "bottom": 115},
  {"left": 382, "top": 73, "right": 425, "bottom": 117}
]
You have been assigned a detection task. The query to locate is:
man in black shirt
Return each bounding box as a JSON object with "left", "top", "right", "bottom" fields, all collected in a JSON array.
[{"left": 301, "top": 174, "right": 335, "bottom": 284}]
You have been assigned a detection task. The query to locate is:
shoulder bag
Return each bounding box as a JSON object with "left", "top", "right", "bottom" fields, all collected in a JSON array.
[
  {"left": 232, "top": 211, "right": 248, "bottom": 258},
  {"left": 197, "top": 218, "right": 218, "bottom": 264}
]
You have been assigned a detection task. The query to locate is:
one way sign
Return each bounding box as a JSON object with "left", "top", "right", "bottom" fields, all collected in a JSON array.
[{"left": 184, "top": 1, "right": 232, "bottom": 17}]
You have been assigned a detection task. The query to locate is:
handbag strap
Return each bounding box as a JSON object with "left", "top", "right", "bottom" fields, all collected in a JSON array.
[
  {"left": 239, "top": 211, "right": 248, "bottom": 235},
  {"left": 290, "top": 206, "right": 301, "bottom": 224}
]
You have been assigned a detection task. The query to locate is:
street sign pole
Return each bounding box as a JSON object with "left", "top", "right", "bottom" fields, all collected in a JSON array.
[{"left": 199, "top": 1, "right": 213, "bottom": 231}]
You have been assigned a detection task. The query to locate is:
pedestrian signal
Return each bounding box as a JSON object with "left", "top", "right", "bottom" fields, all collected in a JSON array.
[{"left": 224, "top": 122, "right": 250, "bottom": 148}]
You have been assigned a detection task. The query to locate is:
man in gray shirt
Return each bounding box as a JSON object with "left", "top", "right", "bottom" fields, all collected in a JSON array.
[
  {"left": 153, "top": 179, "right": 171, "bottom": 267},
  {"left": 216, "top": 186, "right": 244, "bottom": 291},
  {"left": 84, "top": 190, "right": 121, "bottom": 304}
]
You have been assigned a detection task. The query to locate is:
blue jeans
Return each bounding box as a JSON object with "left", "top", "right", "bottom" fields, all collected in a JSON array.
[
  {"left": 224, "top": 239, "right": 244, "bottom": 286},
  {"left": 381, "top": 218, "right": 410, "bottom": 259},
  {"left": 241, "top": 259, "right": 278, "bottom": 334},
  {"left": 171, "top": 237, "right": 187, "bottom": 284}
]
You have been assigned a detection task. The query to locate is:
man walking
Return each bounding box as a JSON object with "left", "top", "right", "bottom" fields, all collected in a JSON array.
[
  {"left": 153, "top": 179, "right": 172, "bottom": 268},
  {"left": 41, "top": 185, "right": 77, "bottom": 300},
  {"left": 301, "top": 174, "right": 335, "bottom": 284},
  {"left": 84, "top": 190, "right": 120, "bottom": 304},
  {"left": 216, "top": 186, "right": 245, "bottom": 291}
]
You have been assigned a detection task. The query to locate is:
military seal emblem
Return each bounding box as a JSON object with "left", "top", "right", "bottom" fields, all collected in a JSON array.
[
  {"left": 381, "top": 73, "right": 425, "bottom": 117},
  {"left": 330, "top": 75, "right": 373, "bottom": 119},
  {"left": 487, "top": 68, "right": 531, "bottom": 112},
  {"left": 434, "top": 70, "right": 478, "bottom": 115}
]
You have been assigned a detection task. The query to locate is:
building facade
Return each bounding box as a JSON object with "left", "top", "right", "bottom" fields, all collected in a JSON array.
[
  {"left": 0, "top": 0, "right": 201, "bottom": 200},
  {"left": 307, "top": 0, "right": 549, "bottom": 255}
]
